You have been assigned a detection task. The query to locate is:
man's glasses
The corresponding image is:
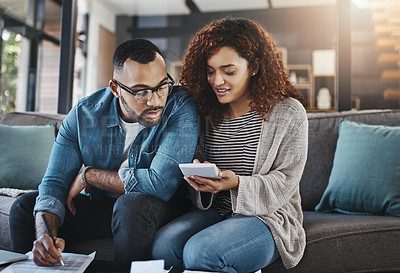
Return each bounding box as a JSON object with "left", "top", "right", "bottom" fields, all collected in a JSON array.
[{"left": 113, "top": 73, "right": 175, "bottom": 104}]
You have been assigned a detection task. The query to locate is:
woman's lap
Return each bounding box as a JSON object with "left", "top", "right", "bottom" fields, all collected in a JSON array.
[
  {"left": 152, "top": 210, "right": 279, "bottom": 273},
  {"left": 152, "top": 208, "right": 224, "bottom": 268}
]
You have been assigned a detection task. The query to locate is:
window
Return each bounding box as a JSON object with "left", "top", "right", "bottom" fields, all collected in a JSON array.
[
  {"left": 0, "top": 0, "right": 61, "bottom": 117},
  {"left": 0, "top": 30, "right": 23, "bottom": 115}
]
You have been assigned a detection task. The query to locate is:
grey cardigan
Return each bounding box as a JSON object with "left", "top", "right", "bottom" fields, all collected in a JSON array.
[{"left": 190, "top": 97, "right": 308, "bottom": 269}]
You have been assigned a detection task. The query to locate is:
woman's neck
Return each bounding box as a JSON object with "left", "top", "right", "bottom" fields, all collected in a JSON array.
[{"left": 225, "top": 99, "right": 252, "bottom": 119}]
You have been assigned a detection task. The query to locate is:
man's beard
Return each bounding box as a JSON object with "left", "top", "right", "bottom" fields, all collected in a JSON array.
[{"left": 120, "top": 94, "right": 164, "bottom": 127}]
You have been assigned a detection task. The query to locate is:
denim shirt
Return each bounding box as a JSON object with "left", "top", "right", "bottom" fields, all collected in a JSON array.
[{"left": 34, "top": 87, "right": 198, "bottom": 224}]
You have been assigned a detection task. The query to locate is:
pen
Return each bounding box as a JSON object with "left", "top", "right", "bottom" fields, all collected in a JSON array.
[{"left": 41, "top": 214, "right": 65, "bottom": 266}]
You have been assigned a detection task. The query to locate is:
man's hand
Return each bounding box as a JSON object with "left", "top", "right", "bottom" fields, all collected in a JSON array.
[
  {"left": 34, "top": 212, "right": 64, "bottom": 266},
  {"left": 32, "top": 234, "right": 65, "bottom": 266},
  {"left": 66, "top": 172, "right": 89, "bottom": 215}
]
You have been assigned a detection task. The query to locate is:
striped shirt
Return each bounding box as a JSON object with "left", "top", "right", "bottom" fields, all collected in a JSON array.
[{"left": 204, "top": 111, "right": 263, "bottom": 215}]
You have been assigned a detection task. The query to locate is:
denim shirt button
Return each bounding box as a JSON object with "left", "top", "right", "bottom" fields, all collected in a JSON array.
[{"left": 131, "top": 154, "right": 134, "bottom": 158}]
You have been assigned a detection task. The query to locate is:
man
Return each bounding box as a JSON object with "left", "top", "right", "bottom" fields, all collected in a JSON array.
[{"left": 9, "top": 39, "right": 198, "bottom": 266}]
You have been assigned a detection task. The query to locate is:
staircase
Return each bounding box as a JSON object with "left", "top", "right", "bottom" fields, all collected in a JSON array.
[{"left": 372, "top": 0, "right": 400, "bottom": 101}]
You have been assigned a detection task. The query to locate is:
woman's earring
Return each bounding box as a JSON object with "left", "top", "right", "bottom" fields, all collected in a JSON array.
[{"left": 252, "top": 72, "right": 256, "bottom": 76}]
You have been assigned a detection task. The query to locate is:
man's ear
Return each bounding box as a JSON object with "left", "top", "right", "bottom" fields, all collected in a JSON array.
[{"left": 109, "top": 80, "right": 120, "bottom": 98}]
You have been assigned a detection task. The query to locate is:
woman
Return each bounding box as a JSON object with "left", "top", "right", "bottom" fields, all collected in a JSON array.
[{"left": 152, "top": 17, "right": 308, "bottom": 273}]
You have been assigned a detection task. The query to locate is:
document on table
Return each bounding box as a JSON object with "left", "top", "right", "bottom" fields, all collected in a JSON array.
[
  {"left": 1, "top": 251, "right": 95, "bottom": 273},
  {"left": 130, "top": 260, "right": 262, "bottom": 273}
]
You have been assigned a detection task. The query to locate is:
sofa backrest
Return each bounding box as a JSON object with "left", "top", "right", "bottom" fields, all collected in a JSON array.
[
  {"left": 300, "top": 109, "right": 400, "bottom": 211},
  {"left": 2, "top": 110, "right": 400, "bottom": 212},
  {"left": 0, "top": 112, "right": 66, "bottom": 133}
]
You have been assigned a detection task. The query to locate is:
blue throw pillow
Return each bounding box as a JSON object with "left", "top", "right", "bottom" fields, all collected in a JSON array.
[
  {"left": 0, "top": 123, "right": 56, "bottom": 190},
  {"left": 315, "top": 119, "right": 400, "bottom": 216}
]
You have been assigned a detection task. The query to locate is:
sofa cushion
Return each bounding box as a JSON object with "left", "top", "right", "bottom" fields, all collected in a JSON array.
[
  {"left": 0, "top": 112, "right": 65, "bottom": 252},
  {"left": 263, "top": 212, "right": 400, "bottom": 273},
  {"left": 0, "top": 124, "right": 56, "bottom": 190},
  {"left": 0, "top": 195, "right": 16, "bottom": 250},
  {"left": 300, "top": 109, "right": 400, "bottom": 211},
  {"left": 315, "top": 120, "right": 400, "bottom": 216}
]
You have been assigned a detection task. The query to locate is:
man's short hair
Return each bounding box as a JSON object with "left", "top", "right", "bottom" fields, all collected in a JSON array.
[{"left": 113, "top": 38, "right": 163, "bottom": 72}]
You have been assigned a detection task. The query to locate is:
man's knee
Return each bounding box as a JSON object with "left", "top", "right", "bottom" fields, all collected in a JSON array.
[
  {"left": 112, "top": 192, "right": 163, "bottom": 230},
  {"left": 9, "top": 191, "right": 38, "bottom": 253},
  {"left": 10, "top": 191, "right": 38, "bottom": 223},
  {"left": 113, "top": 192, "right": 160, "bottom": 218},
  {"left": 114, "top": 192, "right": 158, "bottom": 208},
  {"left": 112, "top": 193, "right": 170, "bottom": 261}
]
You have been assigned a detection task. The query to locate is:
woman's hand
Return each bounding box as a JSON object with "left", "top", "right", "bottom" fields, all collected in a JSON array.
[{"left": 184, "top": 159, "right": 239, "bottom": 193}]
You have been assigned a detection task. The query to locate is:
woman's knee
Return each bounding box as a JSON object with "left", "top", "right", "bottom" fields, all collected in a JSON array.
[
  {"left": 152, "top": 224, "right": 182, "bottom": 265},
  {"left": 152, "top": 223, "right": 177, "bottom": 255},
  {"left": 183, "top": 234, "right": 222, "bottom": 270}
]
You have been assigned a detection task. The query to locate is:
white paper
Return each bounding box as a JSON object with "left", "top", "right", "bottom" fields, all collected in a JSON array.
[
  {"left": 130, "top": 259, "right": 164, "bottom": 273},
  {"left": 1, "top": 251, "right": 95, "bottom": 273}
]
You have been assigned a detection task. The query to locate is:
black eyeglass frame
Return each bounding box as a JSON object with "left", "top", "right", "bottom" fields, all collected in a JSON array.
[{"left": 113, "top": 73, "right": 175, "bottom": 100}]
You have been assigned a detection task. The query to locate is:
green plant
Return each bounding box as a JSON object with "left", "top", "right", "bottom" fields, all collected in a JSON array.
[{"left": 0, "top": 30, "right": 20, "bottom": 116}]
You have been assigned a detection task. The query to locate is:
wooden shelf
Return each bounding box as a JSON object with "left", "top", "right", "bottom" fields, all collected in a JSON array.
[
  {"left": 376, "top": 38, "right": 400, "bottom": 50},
  {"left": 372, "top": 12, "right": 400, "bottom": 23},
  {"left": 378, "top": 53, "right": 400, "bottom": 66},
  {"left": 374, "top": 24, "right": 400, "bottom": 35},
  {"left": 293, "top": 83, "right": 312, "bottom": 89},
  {"left": 287, "top": 64, "right": 313, "bottom": 110},
  {"left": 384, "top": 88, "right": 400, "bottom": 100},
  {"left": 287, "top": 64, "right": 338, "bottom": 112},
  {"left": 313, "top": 73, "right": 337, "bottom": 77},
  {"left": 381, "top": 69, "right": 400, "bottom": 81}
]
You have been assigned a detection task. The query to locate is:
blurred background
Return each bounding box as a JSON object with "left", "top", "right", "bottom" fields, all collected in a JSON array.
[{"left": 0, "top": 0, "right": 399, "bottom": 116}]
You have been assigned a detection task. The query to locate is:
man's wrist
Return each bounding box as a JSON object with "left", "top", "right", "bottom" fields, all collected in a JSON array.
[
  {"left": 81, "top": 166, "right": 92, "bottom": 187},
  {"left": 35, "top": 211, "right": 60, "bottom": 239}
]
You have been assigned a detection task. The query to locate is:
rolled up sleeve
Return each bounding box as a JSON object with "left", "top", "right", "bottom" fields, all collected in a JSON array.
[{"left": 34, "top": 195, "right": 66, "bottom": 225}]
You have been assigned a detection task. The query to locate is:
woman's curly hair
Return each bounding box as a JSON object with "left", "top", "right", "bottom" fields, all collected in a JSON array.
[{"left": 179, "top": 17, "right": 306, "bottom": 121}]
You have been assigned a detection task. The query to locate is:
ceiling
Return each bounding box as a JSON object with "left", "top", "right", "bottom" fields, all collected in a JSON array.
[
  {"left": 0, "top": 0, "right": 372, "bottom": 22},
  {"left": 100, "top": 0, "right": 337, "bottom": 16}
]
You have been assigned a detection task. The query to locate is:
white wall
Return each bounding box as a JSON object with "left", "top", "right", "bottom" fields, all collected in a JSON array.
[{"left": 84, "top": 0, "right": 117, "bottom": 97}]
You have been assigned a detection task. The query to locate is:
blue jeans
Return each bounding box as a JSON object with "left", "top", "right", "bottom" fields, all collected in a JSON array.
[
  {"left": 152, "top": 209, "right": 280, "bottom": 273},
  {"left": 10, "top": 191, "right": 190, "bottom": 263}
]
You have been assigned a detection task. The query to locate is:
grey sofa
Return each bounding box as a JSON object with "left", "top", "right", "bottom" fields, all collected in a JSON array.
[
  {"left": 1, "top": 110, "right": 400, "bottom": 272},
  {"left": 266, "top": 109, "right": 400, "bottom": 273},
  {"left": 0, "top": 111, "right": 115, "bottom": 261}
]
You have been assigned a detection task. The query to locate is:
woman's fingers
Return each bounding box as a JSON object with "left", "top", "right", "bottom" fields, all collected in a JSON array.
[
  {"left": 184, "top": 176, "right": 199, "bottom": 191},
  {"left": 191, "top": 175, "right": 221, "bottom": 192}
]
